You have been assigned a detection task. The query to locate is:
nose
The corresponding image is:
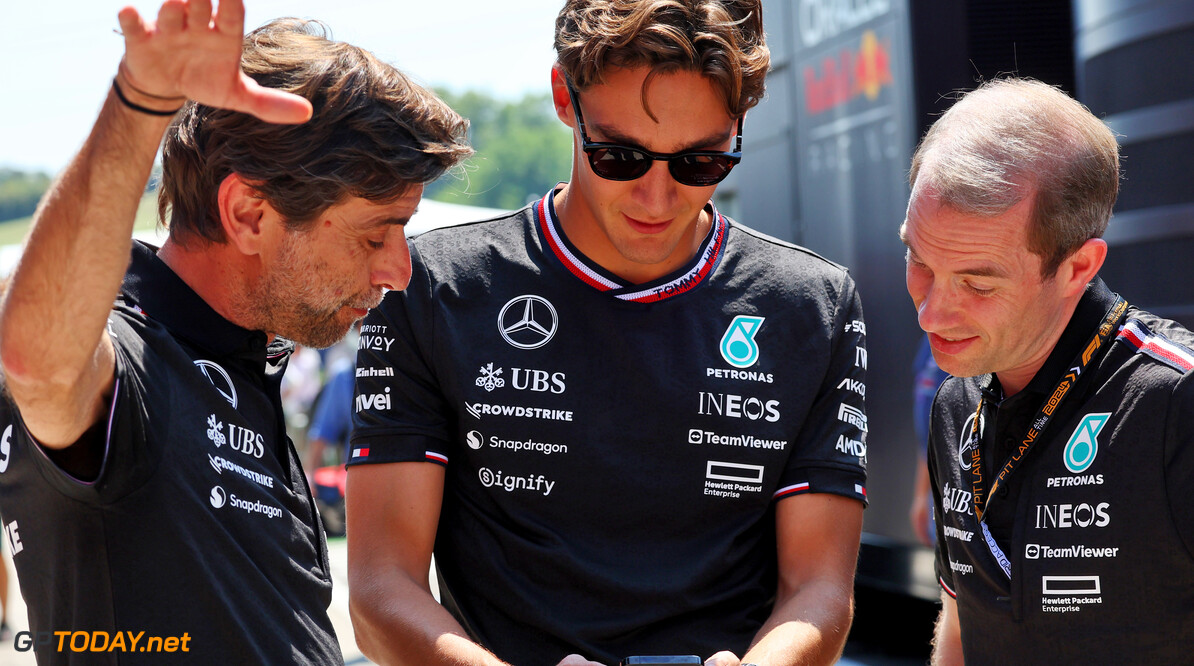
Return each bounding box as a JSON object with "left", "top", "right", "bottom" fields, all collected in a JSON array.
[
  {"left": 912, "top": 276, "right": 957, "bottom": 334},
  {"left": 372, "top": 227, "right": 413, "bottom": 291},
  {"left": 631, "top": 159, "right": 677, "bottom": 218}
]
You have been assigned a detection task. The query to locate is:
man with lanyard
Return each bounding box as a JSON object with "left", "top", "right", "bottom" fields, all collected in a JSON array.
[
  {"left": 347, "top": 1, "right": 869, "bottom": 664},
  {"left": 0, "top": 0, "right": 469, "bottom": 662},
  {"left": 901, "top": 78, "right": 1194, "bottom": 663}
]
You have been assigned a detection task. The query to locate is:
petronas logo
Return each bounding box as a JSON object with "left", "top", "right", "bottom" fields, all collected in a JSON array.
[
  {"left": 720, "top": 316, "right": 765, "bottom": 368},
  {"left": 1063, "top": 413, "right": 1111, "bottom": 473}
]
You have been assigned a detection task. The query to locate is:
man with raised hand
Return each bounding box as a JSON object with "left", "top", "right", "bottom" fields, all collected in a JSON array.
[
  {"left": 347, "top": 1, "right": 869, "bottom": 664},
  {"left": 0, "top": 0, "right": 469, "bottom": 662},
  {"left": 902, "top": 78, "right": 1194, "bottom": 664}
]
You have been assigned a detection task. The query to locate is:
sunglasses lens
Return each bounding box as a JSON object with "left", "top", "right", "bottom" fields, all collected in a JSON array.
[
  {"left": 671, "top": 154, "right": 737, "bottom": 186},
  {"left": 588, "top": 147, "right": 652, "bottom": 181}
]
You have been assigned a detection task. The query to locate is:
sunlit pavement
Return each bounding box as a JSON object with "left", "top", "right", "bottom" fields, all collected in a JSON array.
[{"left": 0, "top": 538, "right": 918, "bottom": 665}]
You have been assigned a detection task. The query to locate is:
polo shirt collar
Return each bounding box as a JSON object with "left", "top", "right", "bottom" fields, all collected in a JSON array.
[
  {"left": 118, "top": 241, "right": 292, "bottom": 370},
  {"left": 985, "top": 276, "right": 1119, "bottom": 401}
]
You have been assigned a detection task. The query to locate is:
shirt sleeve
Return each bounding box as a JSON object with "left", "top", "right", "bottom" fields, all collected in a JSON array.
[
  {"left": 775, "top": 271, "right": 868, "bottom": 506},
  {"left": 929, "top": 382, "right": 957, "bottom": 597},
  {"left": 8, "top": 309, "right": 161, "bottom": 504},
  {"left": 1164, "top": 369, "right": 1194, "bottom": 559},
  {"left": 349, "top": 244, "right": 454, "bottom": 467}
]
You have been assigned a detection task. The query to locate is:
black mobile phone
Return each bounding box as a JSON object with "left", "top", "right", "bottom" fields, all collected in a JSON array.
[{"left": 619, "top": 657, "right": 702, "bottom": 666}]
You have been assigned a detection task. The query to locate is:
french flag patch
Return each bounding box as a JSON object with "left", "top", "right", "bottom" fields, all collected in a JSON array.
[{"left": 352, "top": 447, "right": 370, "bottom": 459}]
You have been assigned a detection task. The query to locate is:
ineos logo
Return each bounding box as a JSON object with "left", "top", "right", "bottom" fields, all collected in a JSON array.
[
  {"left": 194, "top": 359, "right": 238, "bottom": 408},
  {"left": 498, "top": 295, "right": 558, "bottom": 350}
]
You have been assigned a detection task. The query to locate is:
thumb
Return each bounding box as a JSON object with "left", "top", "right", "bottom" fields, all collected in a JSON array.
[{"left": 231, "top": 74, "right": 313, "bottom": 125}]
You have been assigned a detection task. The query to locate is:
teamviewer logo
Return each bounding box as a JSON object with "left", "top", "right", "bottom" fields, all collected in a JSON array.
[
  {"left": 688, "top": 429, "right": 703, "bottom": 444},
  {"left": 1025, "top": 544, "right": 1040, "bottom": 559}
]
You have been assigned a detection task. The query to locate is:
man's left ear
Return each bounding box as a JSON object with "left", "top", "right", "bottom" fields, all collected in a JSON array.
[
  {"left": 1058, "top": 238, "right": 1108, "bottom": 296},
  {"left": 217, "top": 173, "right": 281, "bottom": 257}
]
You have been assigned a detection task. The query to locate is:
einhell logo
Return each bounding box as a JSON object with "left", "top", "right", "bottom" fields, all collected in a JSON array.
[{"left": 803, "top": 30, "right": 893, "bottom": 115}]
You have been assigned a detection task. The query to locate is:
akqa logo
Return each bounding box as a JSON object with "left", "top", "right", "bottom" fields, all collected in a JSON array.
[
  {"left": 356, "top": 387, "right": 393, "bottom": 413},
  {"left": 957, "top": 411, "right": 982, "bottom": 471},
  {"left": 698, "top": 392, "right": 781, "bottom": 422},
  {"left": 209, "top": 486, "right": 227, "bottom": 508},
  {"left": 837, "top": 403, "right": 868, "bottom": 432},
  {"left": 498, "top": 295, "right": 558, "bottom": 350},
  {"left": 720, "top": 316, "right": 765, "bottom": 368},
  {"left": 466, "top": 430, "right": 485, "bottom": 450},
  {"left": 836, "top": 378, "right": 866, "bottom": 397},
  {"left": 1035, "top": 502, "right": 1110, "bottom": 529},
  {"left": 1064, "top": 413, "right": 1110, "bottom": 473},
  {"left": 194, "top": 359, "right": 237, "bottom": 408},
  {"left": 476, "top": 363, "right": 505, "bottom": 392},
  {"left": 0, "top": 424, "right": 12, "bottom": 474}
]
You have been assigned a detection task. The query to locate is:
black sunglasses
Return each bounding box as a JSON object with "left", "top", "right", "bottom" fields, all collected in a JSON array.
[{"left": 564, "top": 77, "right": 743, "bottom": 187}]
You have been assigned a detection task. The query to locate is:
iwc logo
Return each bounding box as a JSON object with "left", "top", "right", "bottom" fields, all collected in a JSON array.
[
  {"left": 498, "top": 295, "right": 558, "bottom": 350},
  {"left": 1063, "top": 413, "right": 1110, "bottom": 473},
  {"left": 719, "top": 315, "right": 765, "bottom": 368}
]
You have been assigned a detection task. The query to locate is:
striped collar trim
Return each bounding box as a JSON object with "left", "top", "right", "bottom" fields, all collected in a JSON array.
[
  {"left": 534, "top": 190, "right": 728, "bottom": 303},
  {"left": 1117, "top": 318, "right": 1194, "bottom": 373}
]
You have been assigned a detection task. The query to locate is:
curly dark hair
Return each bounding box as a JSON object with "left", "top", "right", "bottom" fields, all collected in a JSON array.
[{"left": 554, "top": 0, "right": 770, "bottom": 118}]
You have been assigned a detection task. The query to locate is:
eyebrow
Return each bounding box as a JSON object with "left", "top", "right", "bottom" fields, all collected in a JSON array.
[
  {"left": 903, "top": 245, "right": 1009, "bottom": 279},
  {"left": 589, "top": 122, "right": 732, "bottom": 153},
  {"left": 364, "top": 212, "right": 416, "bottom": 229}
]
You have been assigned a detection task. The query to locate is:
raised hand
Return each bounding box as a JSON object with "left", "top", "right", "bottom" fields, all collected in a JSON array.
[{"left": 116, "top": 0, "right": 312, "bottom": 123}]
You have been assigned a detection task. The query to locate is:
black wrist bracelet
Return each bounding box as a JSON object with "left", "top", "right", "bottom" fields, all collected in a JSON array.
[{"left": 111, "top": 78, "right": 183, "bottom": 117}]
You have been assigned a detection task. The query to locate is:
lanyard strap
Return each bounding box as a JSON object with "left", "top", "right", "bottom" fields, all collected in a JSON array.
[{"left": 970, "top": 296, "right": 1127, "bottom": 521}]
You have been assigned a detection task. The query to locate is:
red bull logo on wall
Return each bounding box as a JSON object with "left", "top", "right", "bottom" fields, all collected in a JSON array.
[{"left": 803, "top": 30, "right": 894, "bottom": 115}]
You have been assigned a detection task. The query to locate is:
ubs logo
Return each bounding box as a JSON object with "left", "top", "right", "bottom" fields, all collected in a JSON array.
[
  {"left": 498, "top": 295, "right": 558, "bottom": 350},
  {"left": 194, "top": 359, "right": 237, "bottom": 408}
]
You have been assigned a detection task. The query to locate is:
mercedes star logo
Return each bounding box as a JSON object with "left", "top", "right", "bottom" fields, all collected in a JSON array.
[
  {"left": 194, "top": 359, "right": 238, "bottom": 408},
  {"left": 498, "top": 295, "right": 558, "bottom": 349}
]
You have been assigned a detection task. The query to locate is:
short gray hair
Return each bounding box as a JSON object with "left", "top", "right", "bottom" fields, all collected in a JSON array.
[{"left": 909, "top": 78, "right": 1120, "bottom": 277}]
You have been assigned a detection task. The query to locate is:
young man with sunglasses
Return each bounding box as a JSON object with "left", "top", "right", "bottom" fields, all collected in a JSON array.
[{"left": 347, "top": 2, "right": 868, "bottom": 664}]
